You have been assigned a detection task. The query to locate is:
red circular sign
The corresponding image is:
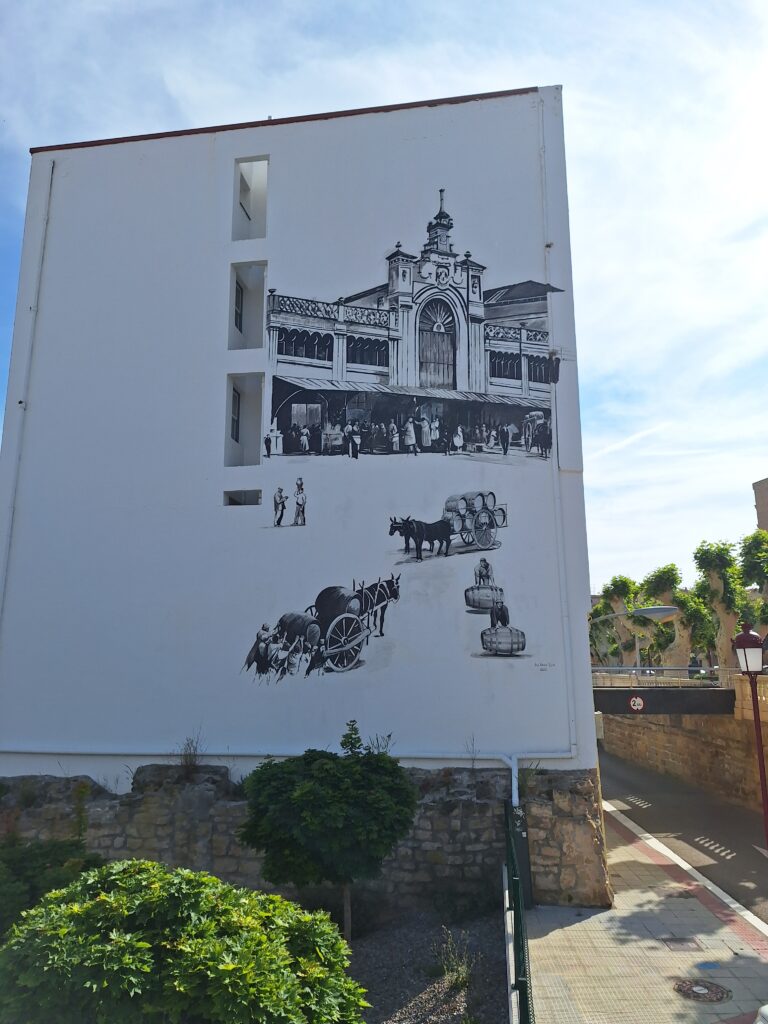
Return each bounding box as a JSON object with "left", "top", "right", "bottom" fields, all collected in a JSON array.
[{"left": 629, "top": 695, "right": 645, "bottom": 712}]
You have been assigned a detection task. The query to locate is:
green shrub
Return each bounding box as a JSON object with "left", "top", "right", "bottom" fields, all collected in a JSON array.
[
  {"left": 0, "top": 858, "right": 367, "bottom": 1024},
  {"left": 238, "top": 721, "right": 418, "bottom": 939},
  {"left": 0, "top": 835, "right": 103, "bottom": 934}
]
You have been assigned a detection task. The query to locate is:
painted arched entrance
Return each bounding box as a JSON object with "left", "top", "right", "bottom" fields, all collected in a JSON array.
[{"left": 418, "top": 298, "right": 456, "bottom": 388}]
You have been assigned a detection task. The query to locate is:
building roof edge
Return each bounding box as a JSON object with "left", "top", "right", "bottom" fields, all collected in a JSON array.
[{"left": 29, "top": 86, "right": 543, "bottom": 154}]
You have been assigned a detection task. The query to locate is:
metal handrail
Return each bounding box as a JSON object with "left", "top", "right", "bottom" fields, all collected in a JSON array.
[{"left": 504, "top": 803, "right": 535, "bottom": 1024}]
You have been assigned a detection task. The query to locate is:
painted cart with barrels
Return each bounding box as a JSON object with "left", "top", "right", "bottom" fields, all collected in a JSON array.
[
  {"left": 302, "top": 586, "right": 371, "bottom": 672},
  {"left": 442, "top": 491, "right": 507, "bottom": 550}
]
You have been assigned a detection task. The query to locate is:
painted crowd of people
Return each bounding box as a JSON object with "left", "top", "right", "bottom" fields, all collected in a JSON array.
[{"left": 269, "top": 414, "right": 530, "bottom": 459}]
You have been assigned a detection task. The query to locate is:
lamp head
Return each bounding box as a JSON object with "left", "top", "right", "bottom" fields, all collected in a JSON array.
[{"left": 733, "top": 622, "right": 764, "bottom": 675}]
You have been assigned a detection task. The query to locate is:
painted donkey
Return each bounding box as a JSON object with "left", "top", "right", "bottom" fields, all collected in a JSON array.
[
  {"left": 389, "top": 516, "right": 451, "bottom": 561},
  {"left": 355, "top": 573, "right": 400, "bottom": 636}
]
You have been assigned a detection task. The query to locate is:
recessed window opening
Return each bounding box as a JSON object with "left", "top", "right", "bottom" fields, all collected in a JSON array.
[
  {"left": 231, "top": 387, "right": 241, "bottom": 443},
  {"left": 224, "top": 490, "right": 262, "bottom": 506},
  {"left": 225, "top": 373, "right": 264, "bottom": 467},
  {"left": 229, "top": 263, "right": 265, "bottom": 350},
  {"left": 233, "top": 158, "right": 268, "bottom": 240}
]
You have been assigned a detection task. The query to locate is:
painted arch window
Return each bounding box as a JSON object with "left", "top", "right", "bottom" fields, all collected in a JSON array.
[
  {"left": 489, "top": 350, "right": 522, "bottom": 380},
  {"left": 277, "top": 327, "right": 334, "bottom": 361},
  {"left": 346, "top": 335, "right": 389, "bottom": 367}
]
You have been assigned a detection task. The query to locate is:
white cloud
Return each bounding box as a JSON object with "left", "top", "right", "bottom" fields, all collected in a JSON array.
[{"left": 1, "top": 0, "right": 767, "bottom": 591}]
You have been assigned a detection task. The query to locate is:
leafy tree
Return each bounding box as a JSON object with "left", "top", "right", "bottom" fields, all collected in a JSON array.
[
  {"left": 641, "top": 564, "right": 681, "bottom": 600},
  {"left": 599, "top": 576, "right": 644, "bottom": 666},
  {"left": 0, "top": 859, "right": 367, "bottom": 1024},
  {"left": 693, "top": 541, "right": 744, "bottom": 669},
  {"left": 740, "top": 529, "right": 768, "bottom": 596},
  {"left": 239, "top": 722, "right": 417, "bottom": 940}
]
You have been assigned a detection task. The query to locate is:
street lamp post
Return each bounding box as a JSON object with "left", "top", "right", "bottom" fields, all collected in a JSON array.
[{"left": 733, "top": 623, "right": 768, "bottom": 850}]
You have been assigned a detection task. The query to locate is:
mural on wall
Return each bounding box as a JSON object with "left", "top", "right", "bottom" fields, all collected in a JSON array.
[
  {"left": 465, "top": 558, "right": 527, "bottom": 658},
  {"left": 243, "top": 574, "right": 401, "bottom": 682},
  {"left": 265, "top": 190, "right": 561, "bottom": 464},
  {"left": 240, "top": 188, "right": 560, "bottom": 704},
  {"left": 272, "top": 479, "right": 307, "bottom": 527},
  {"left": 389, "top": 490, "right": 505, "bottom": 562}
]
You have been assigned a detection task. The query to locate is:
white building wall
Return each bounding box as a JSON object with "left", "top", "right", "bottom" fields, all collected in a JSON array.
[{"left": 0, "top": 87, "right": 596, "bottom": 786}]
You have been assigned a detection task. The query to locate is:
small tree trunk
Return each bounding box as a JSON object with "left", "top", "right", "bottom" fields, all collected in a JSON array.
[{"left": 342, "top": 882, "right": 352, "bottom": 942}]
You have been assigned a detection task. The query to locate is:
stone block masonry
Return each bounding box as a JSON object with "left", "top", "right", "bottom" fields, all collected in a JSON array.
[
  {"left": 523, "top": 768, "right": 612, "bottom": 907},
  {"left": 601, "top": 713, "right": 768, "bottom": 812},
  {"left": 0, "top": 763, "right": 610, "bottom": 910}
]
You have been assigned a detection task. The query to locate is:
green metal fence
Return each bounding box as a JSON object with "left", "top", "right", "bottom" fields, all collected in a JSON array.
[{"left": 504, "top": 802, "right": 535, "bottom": 1024}]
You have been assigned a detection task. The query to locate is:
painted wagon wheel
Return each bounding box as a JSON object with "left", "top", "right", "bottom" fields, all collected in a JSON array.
[
  {"left": 324, "top": 613, "right": 365, "bottom": 672},
  {"left": 493, "top": 506, "right": 507, "bottom": 528},
  {"left": 524, "top": 420, "right": 534, "bottom": 452},
  {"left": 472, "top": 508, "right": 497, "bottom": 549}
]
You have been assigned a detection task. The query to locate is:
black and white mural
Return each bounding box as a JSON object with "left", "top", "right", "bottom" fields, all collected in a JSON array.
[
  {"left": 243, "top": 574, "right": 400, "bottom": 682},
  {"left": 236, "top": 164, "right": 573, "bottom": 751},
  {"left": 265, "top": 191, "right": 560, "bottom": 463}
]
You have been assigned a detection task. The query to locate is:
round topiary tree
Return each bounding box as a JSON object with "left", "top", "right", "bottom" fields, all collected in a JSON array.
[
  {"left": 0, "top": 859, "right": 367, "bottom": 1024},
  {"left": 239, "top": 721, "right": 418, "bottom": 940}
]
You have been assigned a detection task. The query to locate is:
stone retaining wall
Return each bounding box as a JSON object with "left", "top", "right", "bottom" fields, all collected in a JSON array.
[
  {"left": 0, "top": 763, "right": 610, "bottom": 911},
  {"left": 524, "top": 768, "right": 612, "bottom": 907},
  {"left": 601, "top": 713, "right": 768, "bottom": 811}
]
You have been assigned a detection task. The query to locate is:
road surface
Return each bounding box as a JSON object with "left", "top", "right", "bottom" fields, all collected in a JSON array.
[{"left": 599, "top": 749, "right": 768, "bottom": 925}]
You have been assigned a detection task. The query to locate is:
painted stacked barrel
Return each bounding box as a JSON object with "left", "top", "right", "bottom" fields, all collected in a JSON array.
[
  {"left": 314, "top": 587, "right": 362, "bottom": 629},
  {"left": 443, "top": 492, "right": 497, "bottom": 529},
  {"left": 277, "top": 612, "right": 322, "bottom": 647},
  {"left": 481, "top": 625, "right": 526, "bottom": 655},
  {"left": 464, "top": 584, "right": 505, "bottom": 610}
]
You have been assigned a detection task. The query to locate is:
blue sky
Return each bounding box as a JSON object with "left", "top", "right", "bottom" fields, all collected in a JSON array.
[{"left": 1, "top": 0, "right": 767, "bottom": 591}]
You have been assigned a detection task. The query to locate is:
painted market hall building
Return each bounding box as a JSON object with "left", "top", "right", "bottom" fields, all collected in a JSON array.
[{"left": 267, "top": 189, "right": 560, "bottom": 451}]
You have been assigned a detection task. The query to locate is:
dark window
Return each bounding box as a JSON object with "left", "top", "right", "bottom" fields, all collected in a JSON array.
[
  {"left": 277, "top": 328, "right": 333, "bottom": 361},
  {"left": 234, "top": 280, "right": 244, "bottom": 332},
  {"left": 224, "top": 489, "right": 262, "bottom": 506},
  {"left": 489, "top": 350, "right": 522, "bottom": 380},
  {"left": 528, "top": 355, "right": 553, "bottom": 384},
  {"left": 231, "top": 387, "right": 240, "bottom": 443},
  {"left": 346, "top": 335, "right": 389, "bottom": 367}
]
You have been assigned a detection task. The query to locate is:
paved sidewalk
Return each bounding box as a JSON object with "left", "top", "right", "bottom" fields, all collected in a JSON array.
[{"left": 526, "top": 806, "right": 768, "bottom": 1023}]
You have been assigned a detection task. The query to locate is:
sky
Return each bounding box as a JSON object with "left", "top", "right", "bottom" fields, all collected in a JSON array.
[{"left": 1, "top": 0, "right": 766, "bottom": 593}]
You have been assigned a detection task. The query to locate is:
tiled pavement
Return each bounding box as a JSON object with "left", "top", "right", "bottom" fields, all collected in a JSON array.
[{"left": 526, "top": 807, "right": 768, "bottom": 1023}]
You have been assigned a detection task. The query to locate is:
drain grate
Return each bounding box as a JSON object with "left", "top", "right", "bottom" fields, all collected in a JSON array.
[
  {"left": 661, "top": 937, "right": 702, "bottom": 951},
  {"left": 673, "top": 979, "right": 732, "bottom": 1003}
]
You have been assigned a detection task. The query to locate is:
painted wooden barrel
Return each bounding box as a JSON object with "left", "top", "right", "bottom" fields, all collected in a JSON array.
[
  {"left": 277, "top": 612, "right": 322, "bottom": 647},
  {"left": 444, "top": 494, "right": 469, "bottom": 515},
  {"left": 314, "top": 586, "right": 362, "bottom": 629},
  {"left": 465, "top": 584, "right": 505, "bottom": 610},
  {"left": 481, "top": 625, "right": 526, "bottom": 655},
  {"left": 493, "top": 506, "right": 506, "bottom": 527},
  {"left": 482, "top": 491, "right": 496, "bottom": 511},
  {"left": 462, "top": 492, "right": 485, "bottom": 513}
]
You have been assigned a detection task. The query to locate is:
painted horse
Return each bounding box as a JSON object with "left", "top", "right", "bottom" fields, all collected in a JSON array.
[{"left": 390, "top": 516, "right": 451, "bottom": 561}]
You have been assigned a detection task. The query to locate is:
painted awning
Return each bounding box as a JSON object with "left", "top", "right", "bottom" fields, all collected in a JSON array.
[{"left": 273, "top": 375, "right": 547, "bottom": 408}]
